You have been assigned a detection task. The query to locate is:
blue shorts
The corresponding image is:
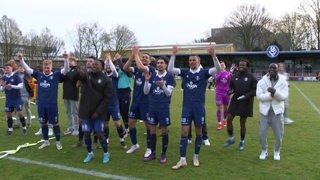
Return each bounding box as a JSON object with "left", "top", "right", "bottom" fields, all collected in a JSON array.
[
  {"left": 181, "top": 105, "right": 205, "bottom": 126},
  {"left": 82, "top": 118, "right": 104, "bottom": 133},
  {"left": 37, "top": 103, "right": 59, "bottom": 124},
  {"left": 5, "top": 99, "right": 22, "bottom": 112},
  {"left": 129, "top": 102, "right": 148, "bottom": 121},
  {"left": 106, "top": 106, "right": 121, "bottom": 121},
  {"left": 148, "top": 107, "right": 171, "bottom": 126}
]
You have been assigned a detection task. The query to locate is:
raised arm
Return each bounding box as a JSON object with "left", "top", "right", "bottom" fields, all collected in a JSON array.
[
  {"left": 168, "top": 45, "right": 181, "bottom": 75},
  {"left": 123, "top": 51, "right": 134, "bottom": 74},
  {"left": 105, "top": 53, "right": 118, "bottom": 78},
  {"left": 132, "top": 45, "right": 148, "bottom": 72},
  {"left": 17, "top": 53, "right": 33, "bottom": 75},
  {"left": 61, "top": 51, "right": 69, "bottom": 75},
  {"left": 208, "top": 43, "right": 221, "bottom": 75},
  {"left": 143, "top": 70, "right": 151, "bottom": 95}
]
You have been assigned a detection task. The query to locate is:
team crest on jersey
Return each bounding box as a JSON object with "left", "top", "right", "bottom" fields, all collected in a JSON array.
[
  {"left": 196, "top": 76, "right": 200, "bottom": 81},
  {"left": 10, "top": 79, "right": 14, "bottom": 83},
  {"left": 98, "top": 79, "right": 101, "bottom": 84},
  {"left": 153, "top": 87, "right": 163, "bottom": 95},
  {"left": 136, "top": 78, "right": 142, "bottom": 86},
  {"left": 244, "top": 77, "right": 248, "bottom": 81},
  {"left": 50, "top": 76, "right": 53, "bottom": 80},
  {"left": 235, "top": 78, "right": 238, "bottom": 80},
  {"left": 186, "top": 81, "right": 197, "bottom": 90}
]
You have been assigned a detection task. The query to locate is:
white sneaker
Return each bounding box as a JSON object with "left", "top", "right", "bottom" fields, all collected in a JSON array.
[
  {"left": 171, "top": 159, "right": 187, "bottom": 170},
  {"left": 259, "top": 150, "right": 268, "bottom": 160},
  {"left": 274, "top": 151, "right": 280, "bottom": 161},
  {"left": 193, "top": 155, "right": 200, "bottom": 167},
  {"left": 71, "top": 130, "right": 79, "bottom": 136},
  {"left": 38, "top": 141, "right": 50, "bottom": 149},
  {"left": 35, "top": 128, "right": 42, "bottom": 136},
  {"left": 144, "top": 148, "right": 152, "bottom": 158},
  {"left": 56, "top": 142, "right": 63, "bottom": 150},
  {"left": 126, "top": 144, "right": 140, "bottom": 154},
  {"left": 63, "top": 128, "right": 73, "bottom": 135},
  {"left": 204, "top": 139, "right": 211, "bottom": 146},
  {"left": 188, "top": 139, "right": 192, "bottom": 144},
  {"left": 284, "top": 118, "right": 294, "bottom": 124},
  {"left": 48, "top": 128, "right": 53, "bottom": 136}
]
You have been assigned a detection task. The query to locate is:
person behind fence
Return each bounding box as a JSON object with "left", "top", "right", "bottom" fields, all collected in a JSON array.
[
  {"left": 2, "top": 62, "right": 27, "bottom": 136},
  {"left": 18, "top": 52, "right": 69, "bottom": 150},
  {"left": 256, "top": 63, "right": 288, "bottom": 161},
  {"left": 168, "top": 44, "right": 221, "bottom": 170},
  {"left": 223, "top": 59, "right": 257, "bottom": 151}
]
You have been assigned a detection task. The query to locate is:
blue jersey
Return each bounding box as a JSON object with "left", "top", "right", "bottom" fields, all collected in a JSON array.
[
  {"left": 180, "top": 68, "right": 211, "bottom": 106},
  {"left": 32, "top": 70, "right": 61, "bottom": 105},
  {"left": 148, "top": 72, "right": 174, "bottom": 109},
  {"left": 132, "top": 66, "right": 155, "bottom": 104},
  {"left": 2, "top": 73, "right": 22, "bottom": 101}
]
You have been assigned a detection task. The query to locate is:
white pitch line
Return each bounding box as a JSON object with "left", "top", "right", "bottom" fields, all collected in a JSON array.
[
  {"left": 6, "top": 156, "right": 142, "bottom": 180},
  {"left": 291, "top": 83, "right": 320, "bottom": 115}
]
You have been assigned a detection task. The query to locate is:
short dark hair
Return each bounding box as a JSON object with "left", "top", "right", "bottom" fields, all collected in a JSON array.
[
  {"left": 157, "top": 56, "right": 169, "bottom": 65},
  {"left": 87, "top": 56, "right": 96, "bottom": 60}
]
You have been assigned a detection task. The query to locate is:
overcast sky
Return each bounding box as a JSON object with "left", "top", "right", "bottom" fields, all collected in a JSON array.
[{"left": 2, "top": 0, "right": 303, "bottom": 50}]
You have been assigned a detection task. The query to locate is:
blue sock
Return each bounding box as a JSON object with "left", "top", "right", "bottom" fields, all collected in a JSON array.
[
  {"left": 100, "top": 137, "right": 108, "bottom": 153},
  {"left": 180, "top": 136, "right": 188, "bottom": 157},
  {"left": 195, "top": 135, "right": 202, "bottom": 154},
  {"left": 130, "top": 127, "right": 137, "bottom": 145},
  {"left": 146, "top": 129, "right": 151, "bottom": 149},
  {"left": 150, "top": 133, "right": 156, "bottom": 153},
  {"left": 42, "top": 125, "right": 49, "bottom": 140},
  {"left": 85, "top": 136, "right": 92, "bottom": 152},
  {"left": 162, "top": 133, "right": 168, "bottom": 154},
  {"left": 53, "top": 125, "right": 61, "bottom": 141}
]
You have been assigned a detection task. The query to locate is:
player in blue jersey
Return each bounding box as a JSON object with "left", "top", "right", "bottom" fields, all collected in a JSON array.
[
  {"left": 169, "top": 44, "right": 221, "bottom": 170},
  {"left": 103, "top": 53, "right": 128, "bottom": 149},
  {"left": 143, "top": 56, "right": 174, "bottom": 163},
  {"left": 2, "top": 62, "right": 27, "bottom": 136},
  {"left": 18, "top": 52, "right": 69, "bottom": 150},
  {"left": 123, "top": 46, "right": 156, "bottom": 157}
]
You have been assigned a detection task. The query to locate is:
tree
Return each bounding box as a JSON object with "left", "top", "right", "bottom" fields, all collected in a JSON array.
[
  {"left": 39, "top": 28, "right": 65, "bottom": 60},
  {"left": 299, "top": 0, "right": 320, "bottom": 49},
  {"left": 72, "top": 23, "right": 91, "bottom": 60},
  {"left": 22, "top": 30, "right": 42, "bottom": 64},
  {"left": 274, "top": 12, "right": 309, "bottom": 51},
  {"left": 85, "top": 22, "right": 108, "bottom": 59},
  {"left": 223, "top": 4, "right": 273, "bottom": 51},
  {"left": 107, "top": 25, "right": 137, "bottom": 57},
  {"left": 0, "top": 15, "right": 23, "bottom": 61}
]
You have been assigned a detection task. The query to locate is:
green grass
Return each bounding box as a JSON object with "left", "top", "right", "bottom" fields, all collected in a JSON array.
[{"left": 0, "top": 80, "right": 320, "bottom": 180}]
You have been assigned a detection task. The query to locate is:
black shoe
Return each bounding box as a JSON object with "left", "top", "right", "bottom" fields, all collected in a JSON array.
[
  {"left": 4, "top": 131, "right": 12, "bottom": 136},
  {"left": 120, "top": 141, "right": 127, "bottom": 149},
  {"left": 22, "top": 129, "right": 27, "bottom": 135}
]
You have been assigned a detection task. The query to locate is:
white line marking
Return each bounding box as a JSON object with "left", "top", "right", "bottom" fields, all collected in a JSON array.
[
  {"left": 291, "top": 83, "right": 320, "bottom": 114},
  {"left": 6, "top": 156, "right": 142, "bottom": 180}
]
